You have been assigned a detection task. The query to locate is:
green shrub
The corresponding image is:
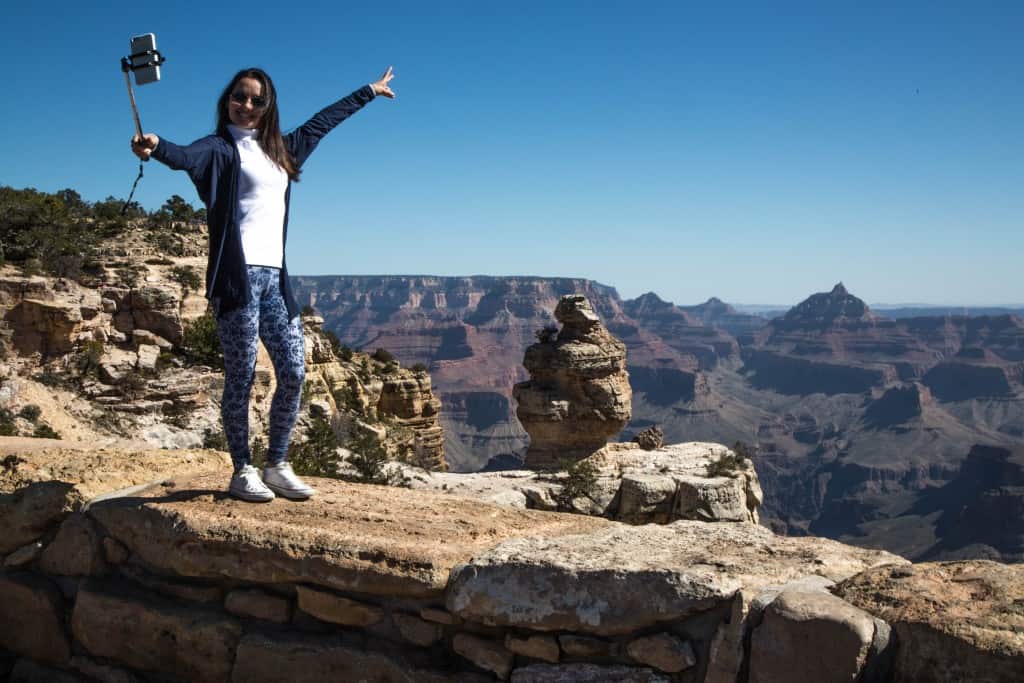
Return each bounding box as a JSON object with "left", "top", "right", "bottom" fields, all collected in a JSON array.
[
  {"left": 372, "top": 348, "right": 394, "bottom": 363},
  {"left": 301, "top": 304, "right": 316, "bottom": 316},
  {"left": 0, "top": 408, "right": 17, "bottom": 436},
  {"left": 555, "top": 458, "right": 600, "bottom": 508},
  {"left": 288, "top": 414, "right": 341, "bottom": 478},
  {"left": 32, "top": 371, "right": 64, "bottom": 388},
  {"left": 411, "top": 362, "right": 428, "bottom": 373},
  {"left": 18, "top": 404, "right": 42, "bottom": 422},
  {"left": 333, "top": 385, "right": 363, "bottom": 414},
  {"left": 343, "top": 430, "right": 409, "bottom": 487},
  {"left": 338, "top": 344, "right": 353, "bottom": 362},
  {"left": 182, "top": 313, "right": 223, "bottom": 368},
  {"left": 32, "top": 423, "right": 61, "bottom": 439},
  {"left": 535, "top": 324, "right": 559, "bottom": 343},
  {"left": 706, "top": 451, "right": 748, "bottom": 479},
  {"left": 732, "top": 441, "right": 755, "bottom": 461},
  {"left": 203, "top": 429, "right": 229, "bottom": 451},
  {"left": 323, "top": 330, "right": 343, "bottom": 358},
  {"left": 0, "top": 186, "right": 141, "bottom": 281}
]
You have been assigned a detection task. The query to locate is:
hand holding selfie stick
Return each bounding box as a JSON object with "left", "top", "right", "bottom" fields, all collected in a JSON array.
[{"left": 119, "top": 34, "right": 165, "bottom": 212}]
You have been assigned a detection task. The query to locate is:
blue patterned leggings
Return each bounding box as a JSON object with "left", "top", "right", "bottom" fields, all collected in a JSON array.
[{"left": 216, "top": 265, "right": 305, "bottom": 469}]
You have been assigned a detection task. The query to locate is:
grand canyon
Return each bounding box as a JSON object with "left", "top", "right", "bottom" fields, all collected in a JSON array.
[{"left": 293, "top": 276, "right": 1024, "bottom": 562}]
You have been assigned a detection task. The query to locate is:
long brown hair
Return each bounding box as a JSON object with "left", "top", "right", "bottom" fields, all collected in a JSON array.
[{"left": 216, "top": 68, "right": 300, "bottom": 181}]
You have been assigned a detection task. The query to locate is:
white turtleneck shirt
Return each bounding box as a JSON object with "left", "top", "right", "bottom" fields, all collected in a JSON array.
[{"left": 228, "top": 124, "right": 288, "bottom": 268}]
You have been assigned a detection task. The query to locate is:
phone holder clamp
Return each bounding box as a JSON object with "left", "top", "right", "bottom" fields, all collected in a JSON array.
[{"left": 121, "top": 49, "right": 166, "bottom": 74}]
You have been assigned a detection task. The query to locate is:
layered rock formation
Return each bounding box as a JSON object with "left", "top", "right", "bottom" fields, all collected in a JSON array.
[
  {"left": 3, "top": 440, "right": 1021, "bottom": 682},
  {"left": 513, "top": 295, "right": 631, "bottom": 469}
]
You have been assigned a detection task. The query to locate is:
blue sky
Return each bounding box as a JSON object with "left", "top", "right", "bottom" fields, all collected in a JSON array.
[{"left": 2, "top": 1, "right": 1021, "bottom": 306}]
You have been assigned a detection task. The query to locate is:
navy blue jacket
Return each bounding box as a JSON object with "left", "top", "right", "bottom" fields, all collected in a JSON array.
[{"left": 152, "top": 85, "right": 376, "bottom": 320}]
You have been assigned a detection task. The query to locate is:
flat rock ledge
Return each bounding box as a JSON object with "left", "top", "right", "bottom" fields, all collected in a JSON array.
[
  {"left": 2, "top": 441, "right": 1021, "bottom": 682},
  {"left": 835, "top": 560, "right": 1024, "bottom": 683}
]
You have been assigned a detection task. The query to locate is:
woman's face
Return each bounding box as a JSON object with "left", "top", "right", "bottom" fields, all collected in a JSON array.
[{"left": 228, "top": 77, "right": 266, "bottom": 129}]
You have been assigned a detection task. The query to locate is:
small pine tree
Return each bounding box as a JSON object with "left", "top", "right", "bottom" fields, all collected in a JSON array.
[
  {"left": 555, "top": 458, "right": 600, "bottom": 508},
  {"left": 289, "top": 415, "right": 341, "bottom": 478},
  {"left": 344, "top": 431, "right": 409, "bottom": 487}
]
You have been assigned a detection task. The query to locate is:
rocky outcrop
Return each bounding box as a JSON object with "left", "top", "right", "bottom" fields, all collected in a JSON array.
[
  {"left": 0, "top": 440, "right": 918, "bottom": 683},
  {"left": 407, "top": 442, "right": 762, "bottom": 525},
  {"left": 513, "top": 295, "right": 631, "bottom": 469},
  {"left": 862, "top": 383, "right": 931, "bottom": 429},
  {"left": 631, "top": 424, "right": 664, "bottom": 450},
  {"left": 835, "top": 561, "right": 1024, "bottom": 682},
  {"left": 300, "top": 315, "right": 447, "bottom": 470}
]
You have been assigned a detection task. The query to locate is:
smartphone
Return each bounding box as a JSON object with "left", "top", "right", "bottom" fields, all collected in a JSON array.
[{"left": 130, "top": 33, "right": 160, "bottom": 85}]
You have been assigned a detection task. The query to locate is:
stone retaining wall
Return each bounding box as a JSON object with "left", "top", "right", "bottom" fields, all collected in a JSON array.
[{"left": 2, "top": 443, "right": 1022, "bottom": 682}]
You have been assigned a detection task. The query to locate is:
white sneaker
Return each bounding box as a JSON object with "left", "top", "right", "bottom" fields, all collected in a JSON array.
[
  {"left": 229, "top": 465, "right": 275, "bottom": 503},
  {"left": 262, "top": 462, "right": 316, "bottom": 500}
]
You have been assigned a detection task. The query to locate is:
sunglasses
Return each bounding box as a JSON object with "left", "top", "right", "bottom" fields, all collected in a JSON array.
[{"left": 230, "top": 92, "right": 268, "bottom": 109}]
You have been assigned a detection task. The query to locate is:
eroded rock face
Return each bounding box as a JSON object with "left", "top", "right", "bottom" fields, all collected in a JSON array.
[
  {"left": 514, "top": 295, "right": 631, "bottom": 469},
  {"left": 834, "top": 561, "right": 1024, "bottom": 683}
]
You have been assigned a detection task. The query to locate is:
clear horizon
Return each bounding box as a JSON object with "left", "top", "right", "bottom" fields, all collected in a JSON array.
[{"left": 3, "top": 1, "right": 1021, "bottom": 307}]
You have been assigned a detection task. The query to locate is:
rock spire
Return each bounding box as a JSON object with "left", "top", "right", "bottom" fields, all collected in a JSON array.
[{"left": 513, "top": 295, "right": 631, "bottom": 469}]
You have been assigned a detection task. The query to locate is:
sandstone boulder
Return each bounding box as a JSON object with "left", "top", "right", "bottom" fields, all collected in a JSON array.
[
  {"left": 834, "top": 560, "right": 1024, "bottom": 683},
  {"left": 514, "top": 295, "right": 631, "bottom": 469},
  {"left": 38, "top": 512, "right": 106, "bottom": 576},
  {"left": 749, "top": 589, "right": 878, "bottom": 683},
  {"left": 453, "top": 633, "right": 514, "bottom": 679},
  {"left": 631, "top": 425, "right": 664, "bottom": 450},
  {"left": 625, "top": 633, "right": 696, "bottom": 673},
  {"left": 129, "top": 285, "right": 184, "bottom": 344}
]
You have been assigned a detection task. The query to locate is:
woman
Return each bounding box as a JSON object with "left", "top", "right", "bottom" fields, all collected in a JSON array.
[{"left": 132, "top": 66, "right": 395, "bottom": 502}]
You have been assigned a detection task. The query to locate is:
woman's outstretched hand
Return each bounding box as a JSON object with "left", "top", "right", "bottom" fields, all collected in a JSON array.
[
  {"left": 131, "top": 134, "right": 159, "bottom": 161},
  {"left": 371, "top": 66, "right": 396, "bottom": 99}
]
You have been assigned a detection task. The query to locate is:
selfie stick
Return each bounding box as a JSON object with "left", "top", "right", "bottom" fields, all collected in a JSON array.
[
  {"left": 119, "top": 36, "right": 165, "bottom": 213},
  {"left": 120, "top": 43, "right": 165, "bottom": 140}
]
